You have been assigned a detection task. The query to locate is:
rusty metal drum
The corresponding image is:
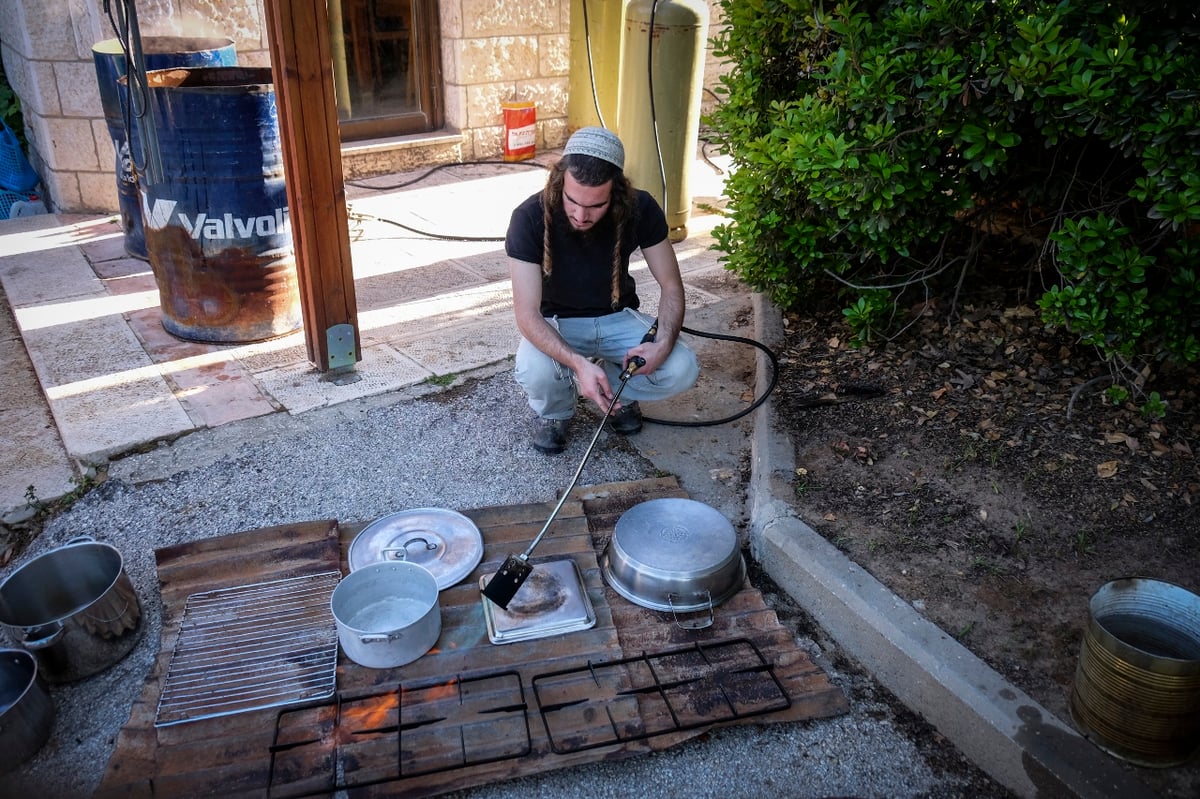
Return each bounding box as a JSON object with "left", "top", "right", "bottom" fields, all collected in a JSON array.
[
  {"left": 139, "top": 66, "right": 302, "bottom": 343},
  {"left": 92, "top": 37, "right": 238, "bottom": 260},
  {"left": 1070, "top": 577, "right": 1200, "bottom": 766}
]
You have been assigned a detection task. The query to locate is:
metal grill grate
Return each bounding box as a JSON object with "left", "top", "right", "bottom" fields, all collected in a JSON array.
[
  {"left": 155, "top": 571, "right": 341, "bottom": 727},
  {"left": 532, "top": 637, "right": 791, "bottom": 754},
  {"left": 266, "top": 671, "right": 531, "bottom": 796}
]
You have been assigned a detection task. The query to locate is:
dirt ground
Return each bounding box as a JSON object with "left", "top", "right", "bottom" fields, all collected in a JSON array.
[{"left": 772, "top": 293, "right": 1200, "bottom": 798}]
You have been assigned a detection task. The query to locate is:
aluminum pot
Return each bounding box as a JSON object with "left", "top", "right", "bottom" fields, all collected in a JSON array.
[
  {"left": 0, "top": 536, "right": 143, "bottom": 682},
  {"left": 601, "top": 498, "right": 746, "bottom": 628},
  {"left": 331, "top": 561, "right": 441, "bottom": 669},
  {"left": 0, "top": 648, "right": 54, "bottom": 774}
]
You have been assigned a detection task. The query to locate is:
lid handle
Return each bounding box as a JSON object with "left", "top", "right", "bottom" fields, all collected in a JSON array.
[{"left": 382, "top": 537, "right": 438, "bottom": 561}]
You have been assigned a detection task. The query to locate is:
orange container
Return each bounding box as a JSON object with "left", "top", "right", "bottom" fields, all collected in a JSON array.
[{"left": 502, "top": 100, "right": 537, "bottom": 161}]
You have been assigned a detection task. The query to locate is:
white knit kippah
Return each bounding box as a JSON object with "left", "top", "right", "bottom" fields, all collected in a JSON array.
[{"left": 562, "top": 126, "right": 625, "bottom": 170}]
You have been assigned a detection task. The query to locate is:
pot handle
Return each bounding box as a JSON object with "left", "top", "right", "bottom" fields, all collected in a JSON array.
[
  {"left": 667, "top": 591, "right": 714, "bottom": 630},
  {"left": 360, "top": 632, "right": 402, "bottom": 644},
  {"left": 382, "top": 537, "right": 438, "bottom": 561},
  {"left": 66, "top": 535, "right": 96, "bottom": 545},
  {"left": 23, "top": 621, "right": 66, "bottom": 650}
]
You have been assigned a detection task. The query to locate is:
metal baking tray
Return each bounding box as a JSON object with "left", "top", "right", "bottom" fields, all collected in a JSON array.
[{"left": 480, "top": 559, "right": 596, "bottom": 645}]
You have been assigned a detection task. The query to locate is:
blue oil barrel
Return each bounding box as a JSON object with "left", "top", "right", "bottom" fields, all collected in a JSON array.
[
  {"left": 140, "top": 67, "right": 302, "bottom": 343},
  {"left": 92, "top": 37, "right": 237, "bottom": 260}
]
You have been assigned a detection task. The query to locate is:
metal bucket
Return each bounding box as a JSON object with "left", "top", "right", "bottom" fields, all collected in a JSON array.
[
  {"left": 0, "top": 648, "right": 54, "bottom": 774},
  {"left": 139, "top": 66, "right": 302, "bottom": 343},
  {"left": 91, "top": 37, "right": 237, "bottom": 260},
  {"left": 1070, "top": 577, "right": 1200, "bottom": 767},
  {"left": 0, "top": 536, "right": 143, "bottom": 683}
]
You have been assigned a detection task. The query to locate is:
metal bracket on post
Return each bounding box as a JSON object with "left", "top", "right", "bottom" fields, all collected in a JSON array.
[{"left": 323, "top": 323, "right": 360, "bottom": 384}]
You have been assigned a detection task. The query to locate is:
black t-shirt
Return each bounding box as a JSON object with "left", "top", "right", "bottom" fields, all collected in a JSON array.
[{"left": 505, "top": 189, "right": 669, "bottom": 318}]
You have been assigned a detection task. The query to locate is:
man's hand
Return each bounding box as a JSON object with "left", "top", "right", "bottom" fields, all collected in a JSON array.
[
  {"left": 624, "top": 339, "right": 669, "bottom": 377},
  {"left": 574, "top": 359, "right": 618, "bottom": 412}
]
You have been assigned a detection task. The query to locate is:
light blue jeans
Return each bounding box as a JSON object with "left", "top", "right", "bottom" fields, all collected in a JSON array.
[{"left": 515, "top": 308, "right": 700, "bottom": 419}]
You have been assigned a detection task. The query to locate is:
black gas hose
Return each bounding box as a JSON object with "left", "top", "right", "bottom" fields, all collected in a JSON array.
[{"left": 642, "top": 324, "right": 779, "bottom": 428}]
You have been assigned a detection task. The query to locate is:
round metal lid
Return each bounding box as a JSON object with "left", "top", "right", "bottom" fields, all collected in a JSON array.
[{"left": 348, "top": 508, "right": 484, "bottom": 590}]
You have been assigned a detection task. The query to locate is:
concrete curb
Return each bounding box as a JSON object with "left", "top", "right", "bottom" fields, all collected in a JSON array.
[{"left": 746, "top": 293, "right": 1157, "bottom": 799}]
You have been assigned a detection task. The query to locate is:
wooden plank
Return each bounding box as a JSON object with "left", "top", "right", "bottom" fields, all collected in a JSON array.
[
  {"left": 572, "top": 476, "right": 689, "bottom": 535},
  {"left": 155, "top": 520, "right": 340, "bottom": 610},
  {"left": 96, "top": 521, "right": 344, "bottom": 798}
]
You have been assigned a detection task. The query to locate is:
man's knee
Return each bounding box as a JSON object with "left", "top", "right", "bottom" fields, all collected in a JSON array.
[{"left": 660, "top": 346, "right": 701, "bottom": 392}]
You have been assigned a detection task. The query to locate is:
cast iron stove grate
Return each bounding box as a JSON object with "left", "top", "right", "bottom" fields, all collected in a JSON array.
[
  {"left": 154, "top": 571, "right": 341, "bottom": 727},
  {"left": 532, "top": 637, "right": 791, "bottom": 754},
  {"left": 266, "top": 671, "right": 531, "bottom": 797}
]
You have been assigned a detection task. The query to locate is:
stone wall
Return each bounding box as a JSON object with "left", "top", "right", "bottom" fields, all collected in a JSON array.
[{"left": 0, "top": 0, "right": 725, "bottom": 215}]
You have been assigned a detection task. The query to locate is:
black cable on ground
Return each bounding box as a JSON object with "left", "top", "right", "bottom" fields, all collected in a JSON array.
[
  {"left": 347, "top": 209, "right": 507, "bottom": 243},
  {"left": 643, "top": 325, "right": 780, "bottom": 428},
  {"left": 345, "top": 159, "right": 551, "bottom": 241},
  {"left": 346, "top": 159, "right": 550, "bottom": 192},
  {"left": 343, "top": 156, "right": 776, "bottom": 428}
]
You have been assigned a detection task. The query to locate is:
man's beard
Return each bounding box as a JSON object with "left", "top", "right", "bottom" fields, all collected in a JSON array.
[{"left": 566, "top": 213, "right": 612, "bottom": 242}]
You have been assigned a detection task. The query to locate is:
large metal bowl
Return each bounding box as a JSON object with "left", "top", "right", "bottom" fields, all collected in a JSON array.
[{"left": 601, "top": 498, "right": 745, "bottom": 614}]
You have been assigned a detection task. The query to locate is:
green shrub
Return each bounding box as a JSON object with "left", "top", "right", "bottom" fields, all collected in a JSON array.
[
  {"left": 1, "top": 60, "right": 26, "bottom": 149},
  {"left": 708, "top": 0, "right": 1200, "bottom": 389}
]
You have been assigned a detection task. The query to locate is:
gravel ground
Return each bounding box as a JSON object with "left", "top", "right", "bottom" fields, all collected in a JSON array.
[{"left": 0, "top": 365, "right": 1008, "bottom": 798}]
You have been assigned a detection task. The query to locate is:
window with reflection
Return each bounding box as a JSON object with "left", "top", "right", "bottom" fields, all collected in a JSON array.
[{"left": 328, "top": 0, "right": 443, "bottom": 139}]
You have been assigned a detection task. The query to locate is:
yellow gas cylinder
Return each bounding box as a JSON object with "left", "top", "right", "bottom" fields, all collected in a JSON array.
[
  {"left": 567, "top": 0, "right": 631, "bottom": 132},
  {"left": 617, "top": 0, "right": 709, "bottom": 241}
]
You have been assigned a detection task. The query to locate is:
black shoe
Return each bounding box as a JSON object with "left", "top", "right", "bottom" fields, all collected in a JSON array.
[
  {"left": 532, "top": 417, "right": 568, "bottom": 454},
  {"left": 611, "top": 401, "right": 643, "bottom": 435}
]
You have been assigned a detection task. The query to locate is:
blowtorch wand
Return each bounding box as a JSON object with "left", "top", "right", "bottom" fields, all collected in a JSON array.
[{"left": 481, "top": 319, "right": 658, "bottom": 609}]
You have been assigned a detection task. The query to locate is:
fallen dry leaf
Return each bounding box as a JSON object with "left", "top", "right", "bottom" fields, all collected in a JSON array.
[{"left": 1096, "top": 460, "right": 1120, "bottom": 478}]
